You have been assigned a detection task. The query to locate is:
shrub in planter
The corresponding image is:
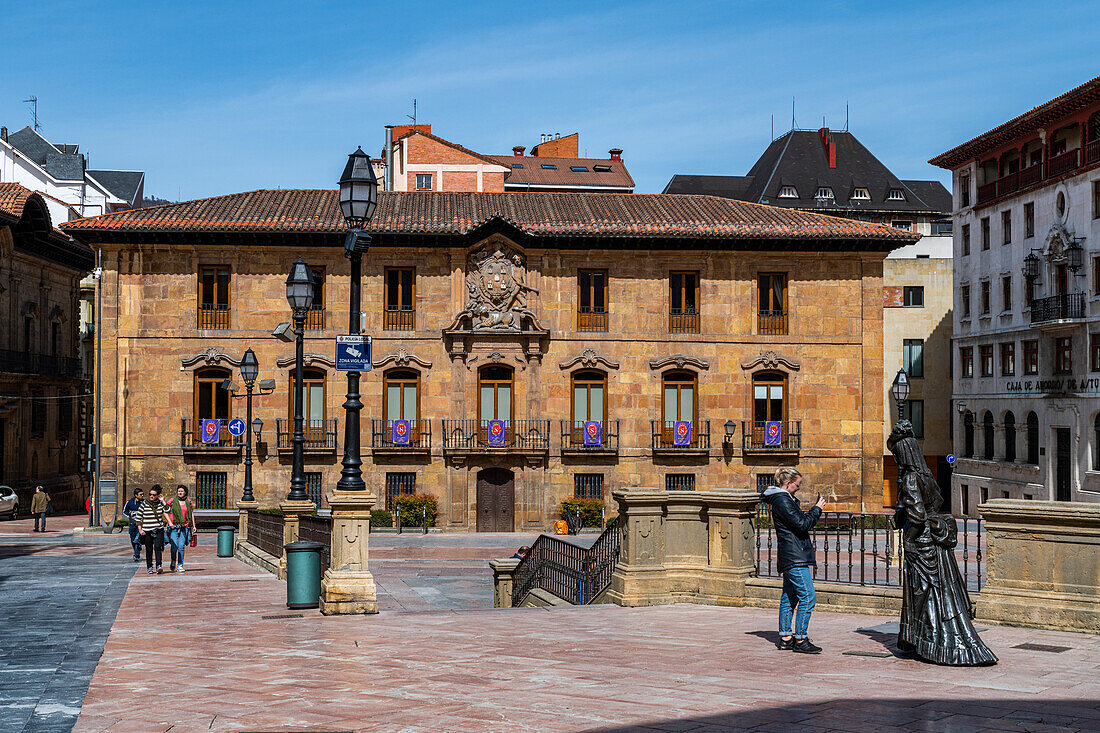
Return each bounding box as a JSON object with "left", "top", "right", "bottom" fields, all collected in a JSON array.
[
  {"left": 393, "top": 494, "right": 438, "bottom": 527},
  {"left": 559, "top": 499, "right": 604, "bottom": 527},
  {"left": 370, "top": 510, "right": 393, "bottom": 528}
]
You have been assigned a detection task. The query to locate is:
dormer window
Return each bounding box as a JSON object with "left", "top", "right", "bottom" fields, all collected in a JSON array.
[
  {"left": 815, "top": 187, "right": 834, "bottom": 199},
  {"left": 851, "top": 188, "right": 870, "bottom": 200},
  {"left": 888, "top": 188, "right": 906, "bottom": 201},
  {"left": 778, "top": 186, "right": 798, "bottom": 198}
]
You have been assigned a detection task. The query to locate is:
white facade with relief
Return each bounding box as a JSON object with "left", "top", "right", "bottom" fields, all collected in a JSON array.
[{"left": 937, "top": 99, "right": 1100, "bottom": 512}]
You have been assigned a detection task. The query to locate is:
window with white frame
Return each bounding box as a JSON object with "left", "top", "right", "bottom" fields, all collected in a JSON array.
[
  {"left": 888, "top": 188, "right": 905, "bottom": 201},
  {"left": 851, "top": 187, "right": 870, "bottom": 200},
  {"left": 778, "top": 186, "right": 798, "bottom": 198},
  {"left": 415, "top": 173, "right": 433, "bottom": 190},
  {"left": 815, "top": 187, "right": 833, "bottom": 199}
]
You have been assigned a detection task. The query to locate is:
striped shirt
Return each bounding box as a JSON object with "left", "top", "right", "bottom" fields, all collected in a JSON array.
[{"left": 132, "top": 500, "right": 166, "bottom": 532}]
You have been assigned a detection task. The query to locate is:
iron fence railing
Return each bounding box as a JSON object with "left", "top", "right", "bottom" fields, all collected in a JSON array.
[
  {"left": 561, "top": 420, "right": 619, "bottom": 451},
  {"left": 441, "top": 419, "right": 550, "bottom": 451},
  {"left": 512, "top": 518, "right": 620, "bottom": 606},
  {"left": 371, "top": 419, "right": 431, "bottom": 449},
  {"left": 248, "top": 510, "right": 285, "bottom": 560},
  {"left": 181, "top": 419, "right": 243, "bottom": 449},
  {"left": 275, "top": 418, "right": 337, "bottom": 450},
  {"left": 1030, "top": 293, "right": 1086, "bottom": 324},
  {"left": 742, "top": 420, "right": 802, "bottom": 451},
  {"left": 0, "top": 349, "right": 82, "bottom": 378},
  {"left": 298, "top": 514, "right": 332, "bottom": 573},
  {"left": 753, "top": 504, "right": 986, "bottom": 592},
  {"left": 650, "top": 420, "right": 710, "bottom": 450},
  {"left": 304, "top": 306, "right": 325, "bottom": 331}
]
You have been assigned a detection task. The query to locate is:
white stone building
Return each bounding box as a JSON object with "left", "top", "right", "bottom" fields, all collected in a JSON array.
[{"left": 931, "top": 75, "right": 1100, "bottom": 512}]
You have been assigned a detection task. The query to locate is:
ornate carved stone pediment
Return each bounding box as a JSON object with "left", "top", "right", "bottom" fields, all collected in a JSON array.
[
  {"left": 181, "top": 346, "right": 242, "bottom": 370},
  {"left": 559, "top": 348, "right": 620, "bottom": 371},
  {"left": 740, "top": 350, "right": 801, "bottom": 371},
  {"left": 649, "top": 355, "right": 710, "bottom": 371},
  {"left": 372, "top": 348, "right": 432, "bottom": 370},
  {"left": 466, "top": 351, "right": 527, "bottom": 371},
  {"left": 444, "top": 239, "right": 546, "bottom": 334},
  {"left": 274, "top": 353, "right": 337, "bottom": 370}
]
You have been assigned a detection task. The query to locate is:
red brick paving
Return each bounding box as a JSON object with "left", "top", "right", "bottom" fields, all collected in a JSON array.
[{"left": 74, "top": 542, "right": 1100, "bottom": 732}]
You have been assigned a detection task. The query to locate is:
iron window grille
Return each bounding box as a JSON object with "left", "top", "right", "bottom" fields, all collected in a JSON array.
[
  {"left": 196, "top": 472, "right": 227, "bottom": 509},
  {"left": 386, "top": 472, "right": 416, "bottom": 511},
  {"left": 574, "top": 474, "right": 604, "bottom": 500},
  {"left": 305, "top": 472, "right": 322, "bottom": 507},
  {"left": 665, "top": 474, "right": 696, "bottom": 491}
]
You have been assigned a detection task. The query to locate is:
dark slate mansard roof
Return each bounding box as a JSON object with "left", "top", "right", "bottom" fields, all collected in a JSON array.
[
  {"left": 663, "top": 130, "right": 950, "bottom": 216},
  {"left": 7, "top": 126, "right": 145, "bottom": 204},
  {"left": 87, "top": 170, "right": 145, "bottom": 208}
]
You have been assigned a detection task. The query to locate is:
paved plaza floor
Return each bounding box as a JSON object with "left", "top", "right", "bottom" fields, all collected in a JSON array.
[{"left": 3, "top": 521, "right": 1099, "bottom": 732}]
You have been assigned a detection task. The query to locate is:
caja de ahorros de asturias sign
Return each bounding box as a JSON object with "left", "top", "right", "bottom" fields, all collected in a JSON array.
[{"left": 1005, "top": 376, "right": 1100, "bottom": 395}]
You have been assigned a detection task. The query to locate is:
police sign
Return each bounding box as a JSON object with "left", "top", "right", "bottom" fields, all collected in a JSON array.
[{"left": 336, "top": 335, "right": 372, "bottom": 371}]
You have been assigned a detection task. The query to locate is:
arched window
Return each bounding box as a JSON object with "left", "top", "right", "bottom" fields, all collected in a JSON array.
[
  {"left": 963, "top": 411, "right": 975, "bottom": 458},
  {"left": 478, "top": 366, "right": 513, "bottom": 423},
  {"left": 752, "top": 371, "right": 786, "bottom": 424},
  {"left": 983, "top": 411, "right": 995, "bottom": 460},
  {"left": 1003, "top": 411, "right": 1016, "bottom": 463},
  {"left": 571, "top": 370, "right": 607, "bottom": 425},
  {"left": 195, "top": 367, "right": 231, "bottom": 422},
  {"left": 289, "top": 367, "right": 326, "bottom": 442},
  {"left": 662, "top": 370, "right": 697, "bottom": 424},
  {"left": 1093, "top": 414, "right": 1100, "bottom": 471},
  {"left": 384, "top": 369, "right": 420, "bottom": 423},
  {"left": 1026, "top": 411, "right": 1040, "bottom": 465}
]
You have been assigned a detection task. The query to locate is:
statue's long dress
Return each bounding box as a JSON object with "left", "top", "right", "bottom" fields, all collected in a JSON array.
[{"left": 896, "top": 472, "right": 998, "bottom": 666}]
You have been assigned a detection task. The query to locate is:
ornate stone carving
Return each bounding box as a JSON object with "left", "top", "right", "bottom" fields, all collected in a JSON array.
[
  {"left": 275, "top": 354, "right": 336, "bottom": 369},
  {"left": 558, "top": 348, "right": 620, "bottom": 371},
  {"left": 466, "top": 351, "right": 527, "bottom": 371},
  {"left": 180, "top": 346, "right": 242, "bottom": 369},
  {"left": 740, "top": 350, "right": 801, "bottom": 371},
  {"left": 648, "top": 355, "right": 710, "bottom": 371},
  {"left": 48, "top": 305, "right": 65, "bottom": 322},
  {"left": 445, "top": 240, "right": 545, "bottom": 332},
  {"left": 372, "top": 348, "right": 432, "bottom": 370}
]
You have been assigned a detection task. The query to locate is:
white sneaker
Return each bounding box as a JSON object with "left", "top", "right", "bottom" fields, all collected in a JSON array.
[{"left": 177, "top": 565, "right": 186, "bottom": 573}]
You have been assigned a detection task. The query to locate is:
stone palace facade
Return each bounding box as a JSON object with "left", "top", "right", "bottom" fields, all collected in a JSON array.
[{"left": 62, "top": 190, "right": 915, "bottom": 529}]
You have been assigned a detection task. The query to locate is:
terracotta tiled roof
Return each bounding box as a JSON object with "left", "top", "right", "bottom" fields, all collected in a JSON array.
[
  {"left": 489, "top": 155, "right": 635, "bottom": 190},
  {"left": 930, "top": 73, "right": 1100, "bottom": 169},
  {"left": 0, "top": 182, "right": 39, "bottom": 222},
  {"left": 60, "top": 189, "right": 919, "bottom": 242}
]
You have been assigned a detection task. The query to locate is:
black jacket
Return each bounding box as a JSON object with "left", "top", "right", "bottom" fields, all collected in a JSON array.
[{"left": 762, "top": 487, "right": 821, "bottom": 574}]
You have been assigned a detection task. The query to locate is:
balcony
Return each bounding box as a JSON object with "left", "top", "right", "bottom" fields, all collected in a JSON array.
[
  {"left": 742, "top": 420, "right": 802, "bottom": 453},
  {"left": 577, "top": 307, "right": 608, "bottom": 332},
  {"left": 669, "top": 308, "right": 700, "bottom": 334},
  {"left": 181, "top": 418, "right": 242, "bottom": 452},
  {"left": 371, "top": 419, "right": 431, "bottom": 456},
  {"left": 758, "top": 310, "right": 788, "bottom": 336},
  {"left": 650, "top": 420, "right": 710, "bottom": 457},
  {"left": 1030, "top": 293, "right": 1086, "bottom": 329},
  {"left": 0, "top": 350, "right": 82, "bottom": 379},
  {"left": 384, "top": 306, "right": 415, "bottom": 331},
  {"left": 974, "top": 142, "right": 1100, "bottom": 207},
  {"left": 275, "top": 418, "right": 338, "bottom": 453},
  {"left": 197, "top": 303, "right": 230, "bottom": 330},
  {"left": 441, "top": 419, "right": 550, "bottom": 456},
  {"left": 304, "top": 306, "right": 325, "bottom": 331},
  {"left": 560, "top": 420, "right": 619, "bottom": 456},
  {"left": 1047, "top": 148, "right": 1079, "bottom": 178}
]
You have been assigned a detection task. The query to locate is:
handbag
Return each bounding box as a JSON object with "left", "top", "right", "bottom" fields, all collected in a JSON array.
[{"left": 190, "top": 528, "right": 197, "bottom": 547}]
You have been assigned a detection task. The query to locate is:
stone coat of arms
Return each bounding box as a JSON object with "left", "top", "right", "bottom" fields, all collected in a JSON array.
[{"left": 448, "top": 243, "right": 544, "bottom": 332}]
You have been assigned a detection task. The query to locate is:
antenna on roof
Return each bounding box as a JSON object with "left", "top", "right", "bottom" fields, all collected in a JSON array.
[
  {"left": 845, "top": 102, "right": 849, "bottom": 131},
  {"left": 770, "top": 114, "right": 774, "bottom": 140},
  {"left": 407, "top": 99, "right": 417, "bottom": 126},
  {"left": 823, "top": 114, "right": 826, "bottom": 129},
  {"left": 23, "top": 96, "right": 40, "bottom": 130},
  {"left": 791, "top": 97, "right": 796, "bottom": 131}
]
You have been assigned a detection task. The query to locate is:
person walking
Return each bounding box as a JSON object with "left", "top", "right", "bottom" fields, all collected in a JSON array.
[
  {"left": 133, "top": 485, "right": 167, "bottom": 574},
  {"left": 166, "top": 485, "right": 194, "bottom": 572},
  {"left": 762, "top": 467, "right": 826, "bottom": 654},
  {"left": 30, "top": 486, "right": 49, "bottom": 532},
  {"left": 122, "top": 488, "right": 145, "bottom": 561}
]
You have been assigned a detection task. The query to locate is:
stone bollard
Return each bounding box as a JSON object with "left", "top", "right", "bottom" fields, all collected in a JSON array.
[
  {"left": 490, "top": 558, "right": 521, "bottom": 608},
  {"left": 319, "top": 490, "right": 378, "bottom": 615},
  {"left": 236, "top": 499, "right": 258, "bottom": 550}
]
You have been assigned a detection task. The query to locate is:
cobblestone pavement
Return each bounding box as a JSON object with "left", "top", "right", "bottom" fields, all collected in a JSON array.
[
  {"left": 0, "top": 515, "right": 134, "bottom": 733},
  {"left": 71, "top": 537, "right": 1100, "bottom": 733}
]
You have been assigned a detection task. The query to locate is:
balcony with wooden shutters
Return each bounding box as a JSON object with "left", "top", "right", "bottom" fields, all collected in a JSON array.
[{"left": 370, "top": 419, "right": 432, "bottom": 458}]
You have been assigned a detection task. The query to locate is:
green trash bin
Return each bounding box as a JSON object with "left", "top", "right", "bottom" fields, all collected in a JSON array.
[
  {"left": 284, "top": 540, "right": 324, "bottom": 609},
  {"left": 216, "top": 525, "right": 235, "bottom": 557}
]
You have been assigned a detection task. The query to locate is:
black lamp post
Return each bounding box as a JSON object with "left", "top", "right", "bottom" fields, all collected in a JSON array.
[
  {"left": 1023, "top": 250, "right": 1040, "bottom": 281},
  {"left": 239, "top": 348, "right": 259, "bottom": 503},
  {"left": 336, "top": 147, "right": 378, "bottom": 494},
  {"left": 891, "top": 369, "right": 911, "bottom": 422},
  {"left": 286, "top": 258, "right": 315, "bottom": 501}
]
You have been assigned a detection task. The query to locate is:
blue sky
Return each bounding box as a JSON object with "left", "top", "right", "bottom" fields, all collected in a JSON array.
[{"left": 3, "top": 1, "right": 1098, "bottom": 200}]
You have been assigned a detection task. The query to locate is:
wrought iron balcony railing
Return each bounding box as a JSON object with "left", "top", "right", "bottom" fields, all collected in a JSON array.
[
  {"left": 742, "top": 420, "right": 802, "bottom": 451},
  {"left": 560, "top": 420, "right": 619, "bottom": 451},
  {"left": 371, "top": 419, "right": 432, "bottom": 450},
  {"left": 668, "top": 308, "right": 700, "bottom": 334},
  {"left": 1030, "top": 293, "right": 1086, "bottom": 325},
  {"left": 650, "top": 420, "right": 710, "bottom": 450},
  {"left": 304, "top": 306, "right": 325, "bottom": 330},
  {"left": 0, "top": 350, "right": 82, "bottom": 378},
  {"left": 441, "top": 419, "right": 550, "bottom": 451},
  {"left": 180, "top": 418, "right": 243, "bottom": 449},
  {"left": 758, "top": 310, "right": 788, "bottom": 335},
  {"left": 197, "top": 303, "right": 230, "bottom": 329},
  {"left": 577, "top": 307, "right": 608, "bottom": 332},
  {"left": 275, "top": 418, "right": 338, "bottom": 450},
  {"left": 383, "top": 306, "right": 415, "bottom": 331}
]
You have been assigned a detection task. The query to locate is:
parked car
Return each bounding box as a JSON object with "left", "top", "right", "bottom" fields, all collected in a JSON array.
[{"left": 0, "top": 486, "right": 18, "bottom": 519}]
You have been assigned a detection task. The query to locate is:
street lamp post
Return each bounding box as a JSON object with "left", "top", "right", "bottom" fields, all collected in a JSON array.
[
  {"left": 239, "top": 348, "right": 259, "bottom": 503},
  {"left": 337, "top": 147, "right": 378, "bottom": 494},
  {"left": 285, "top": 258, "right": 315, "bottom": 502},
  {"left": 892, "top": 369, "right": 911, "bottom": 422}
]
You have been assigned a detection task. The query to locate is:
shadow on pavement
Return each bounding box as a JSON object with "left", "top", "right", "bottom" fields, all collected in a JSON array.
[{"left": 585, "top": 697, "right": 1095, "bottom": 731}]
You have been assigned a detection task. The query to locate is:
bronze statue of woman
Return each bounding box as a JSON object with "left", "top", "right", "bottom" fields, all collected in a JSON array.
[{"left": 889, "top": 420, "right": 997, "bottom": 666}]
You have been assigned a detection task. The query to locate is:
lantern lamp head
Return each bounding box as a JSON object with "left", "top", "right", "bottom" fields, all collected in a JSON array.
[
  {"left": 891, "top": 369, "right": 911, "bottom": 405},
  {"left": 285, "top": 258, "right": 315, "bottom": 313},
  {"left": 339, "top": 146, "right": 378, "bottom": 228},
  {"left": 240, "top": 348, "right": 259, "bottom": 386}
]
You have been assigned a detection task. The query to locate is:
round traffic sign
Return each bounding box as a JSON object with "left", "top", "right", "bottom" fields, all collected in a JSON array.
[
  {"left": 946, "top": 454, "right": 956, "bottom": 464},
  {"left": 227, "top": 418, "right": 246, "bottom": 437}
]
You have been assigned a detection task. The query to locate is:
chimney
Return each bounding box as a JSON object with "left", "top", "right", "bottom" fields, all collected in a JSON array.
[
  {"left": 555, "top": 132, "right": 560, "bottom": 140},
  {"left": 609, "top": 148, "right": 622, "bottom": 161},
  {"left": 0, "top": 126, "right": 6, "bottom": 142},
  {"left": 384, "top": 125, "right": 394, "bottom": 191},
  {"left": 512, "top": 146, "right": 525, "bottom": 157},
  {"left": 819, "top": 127, "right": 836, "bottom": 168}
]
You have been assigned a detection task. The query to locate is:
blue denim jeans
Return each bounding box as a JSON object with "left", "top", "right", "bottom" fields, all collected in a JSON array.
[
  {"left": 168, "top": 527, "right": 190, "bottom": 567},
  {"left": 779, "top": 565, "right": 816, "bottom": 638},
  {"left": 128, "top": 523, "right": 141, "bottom": 558}
]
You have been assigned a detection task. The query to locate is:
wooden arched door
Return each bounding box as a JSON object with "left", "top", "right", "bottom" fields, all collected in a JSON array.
[{"left": 476, "top": 467, "right": 515, "bottom": 532}]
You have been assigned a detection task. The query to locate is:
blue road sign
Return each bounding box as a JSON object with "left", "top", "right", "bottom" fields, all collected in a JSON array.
[
  {"left": 336, "top": 335, "right": 373, "bottom": 371},
  {"left": 227, "top": 418, "right": 246, "bottom": 437},
  {"left": 946, "top": 454, "right": 956, "bottom": 464}
]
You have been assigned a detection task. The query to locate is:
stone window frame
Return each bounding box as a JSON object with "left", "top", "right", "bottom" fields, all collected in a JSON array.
[{"left": 383, "top": 367, "right": 421, "bottom": 425}]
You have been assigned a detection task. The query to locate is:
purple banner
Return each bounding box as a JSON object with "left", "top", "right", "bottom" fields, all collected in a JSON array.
[
  {"left": 391, "top": 419, "right": 411, "bottom": 446},
  {"left": 672, "top": 420, "right": 692, "bottom": 446},
  {"left": 764, "top": 421, "right": 783, "bottom": 447},
  {"left": 201, "top": 419, "right": 221, "bottom": 445},
  {"left": 583, "top": 420, "right": 602, "bottom": 446},
  {"left": 487, "top": 419, "right": 506, "bottom": 446}
]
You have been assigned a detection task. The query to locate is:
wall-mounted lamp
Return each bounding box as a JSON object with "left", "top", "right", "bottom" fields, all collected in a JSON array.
[{"left": 723, "top": 419, "right": 737, "bottom": 446}]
